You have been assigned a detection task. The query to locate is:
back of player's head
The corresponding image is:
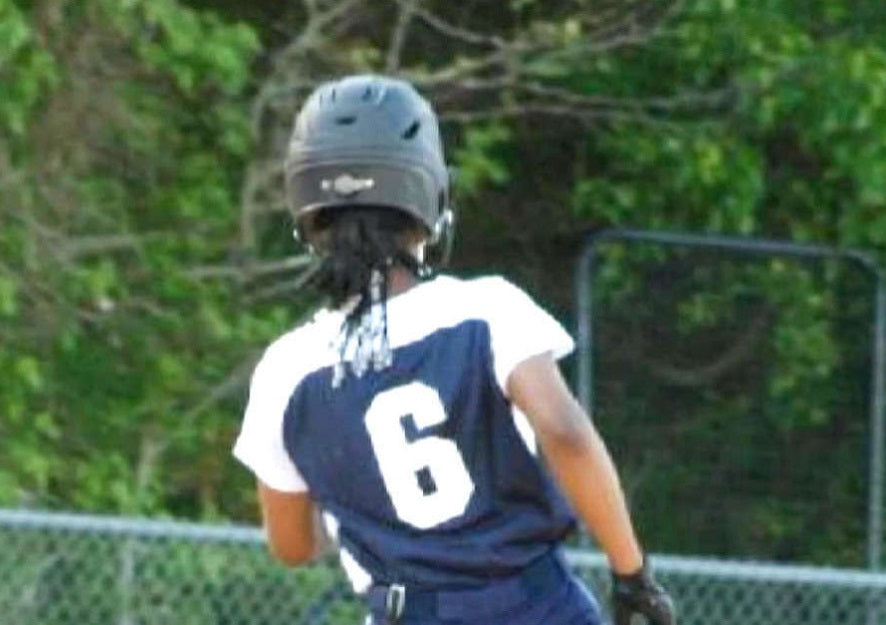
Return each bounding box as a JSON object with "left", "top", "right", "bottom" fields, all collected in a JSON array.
[{"left": 285, "top": 74, "right": 452, "bottom": 249}]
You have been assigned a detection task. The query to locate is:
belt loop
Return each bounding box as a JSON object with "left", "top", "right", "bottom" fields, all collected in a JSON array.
[{"left": 385, "top": 584, "right": 406, "bottom": 623}]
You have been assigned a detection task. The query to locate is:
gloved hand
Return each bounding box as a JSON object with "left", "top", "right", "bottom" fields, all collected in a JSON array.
[{"left": 611, "top": 558, "right": 676, "bottom": 625}]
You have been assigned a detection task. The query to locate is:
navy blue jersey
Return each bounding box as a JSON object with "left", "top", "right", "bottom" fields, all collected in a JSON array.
[{"left": 234, "top": 275, "right": 576, "bottom": 590}]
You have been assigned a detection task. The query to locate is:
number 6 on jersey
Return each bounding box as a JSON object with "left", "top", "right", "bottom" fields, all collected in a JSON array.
[{"left": 364, "top": 382, "right": 475, "bottom": 529}]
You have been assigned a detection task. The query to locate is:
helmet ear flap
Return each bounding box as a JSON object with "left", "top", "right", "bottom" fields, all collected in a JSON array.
[
  {"left": 428, "top": 208, "right": 455, "bottom": 266},
  {"left": 425, "top": 165, "right": 456, "bottom": 266},
  {"left": 430, "top": 208, "right": 454, "bottom": 245},
  {"left": 292, "top": 226, "right": 318, "bottom": 257}
]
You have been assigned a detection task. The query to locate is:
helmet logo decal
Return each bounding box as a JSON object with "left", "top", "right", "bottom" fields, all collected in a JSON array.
[{"left": 321, "top": 173, "right": 375, "bottom": 197}]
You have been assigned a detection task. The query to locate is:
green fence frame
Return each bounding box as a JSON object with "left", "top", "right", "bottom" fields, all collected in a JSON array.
[{"left": 574, "top": 228, "right": 886, "bottom": 573}]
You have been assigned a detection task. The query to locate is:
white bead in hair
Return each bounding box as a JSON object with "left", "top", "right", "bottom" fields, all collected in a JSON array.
[{"left": 329, "top": 267, "right": 394, "bottom": 388}]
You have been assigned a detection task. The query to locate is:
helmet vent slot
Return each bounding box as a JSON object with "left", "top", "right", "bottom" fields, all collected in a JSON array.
[
  {"left": 336, "top": 116, "right": 357, "bottom": 125},
  {"left": 361, "top": 86, "right": 374, "bottom": 101},
  {"left": 402, "top": 120, "right": 421, "bottom": 140}
]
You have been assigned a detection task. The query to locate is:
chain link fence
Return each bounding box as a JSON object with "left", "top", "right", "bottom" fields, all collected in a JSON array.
[
  {"left": 575, "top": 229, "right": 886, "bottom": 569},
  {"left": 2, "top": 509, "right": 885, "bottom": 625}
]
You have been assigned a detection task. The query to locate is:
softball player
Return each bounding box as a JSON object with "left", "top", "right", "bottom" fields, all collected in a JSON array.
[{"left": 233, "top": 74, "right": 675, "bottom": 625}]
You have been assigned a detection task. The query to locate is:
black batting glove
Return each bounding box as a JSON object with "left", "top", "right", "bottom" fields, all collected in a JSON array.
[{"left": 611, "top": 558, "right": 676, "bottom": 625}]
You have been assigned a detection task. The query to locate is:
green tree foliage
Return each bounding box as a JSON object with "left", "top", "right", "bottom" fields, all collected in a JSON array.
[
  {"left": 569, "top": 0, "right": 886, "bottom": 246},
  {"left": 0, "top": 0, "right": 268, "bottom": 517}
]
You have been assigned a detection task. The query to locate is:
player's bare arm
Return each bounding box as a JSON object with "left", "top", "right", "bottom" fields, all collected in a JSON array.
[
  {"left": 509, "top": 352, "right": 675, "bottom": 624},
  {"left": 258, "top": 482, "right": 329, "bottom": 565},
  {"left": 508, "top": 352, "right": 643, "bottom": 574}
]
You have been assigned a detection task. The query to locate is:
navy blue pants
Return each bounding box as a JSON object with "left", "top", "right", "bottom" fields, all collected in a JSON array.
[{"left": 364, "top": 552, "right": 605, "bottom": 625}]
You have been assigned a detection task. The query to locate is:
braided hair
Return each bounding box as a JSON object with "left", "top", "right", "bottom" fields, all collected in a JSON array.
[{"left": 311, "top": 206, "right": 427, "bottom": 387}]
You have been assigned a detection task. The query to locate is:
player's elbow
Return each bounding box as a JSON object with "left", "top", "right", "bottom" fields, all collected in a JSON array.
[
  {"left": 543, "top": 421, "right": 594, "bottom": 457},
  {"left": 258, "top": 484, "right": 322, "bottom": 566},
  {"left": 264, "top": 524, "right": 318, "bottom": 566},
  {"left": 267, "top": 540, "right": 316, "bottom": 566},
  {"left": 535, "top": 401, "right": 595, "bottom": 452}
]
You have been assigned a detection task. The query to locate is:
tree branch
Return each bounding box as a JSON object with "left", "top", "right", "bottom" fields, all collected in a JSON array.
[
  {"left": 245, "top": 262, "right": 322, "bottom": 304},
  {"left": 386, "top": 0, "right": 420, "bottom": 72},
  {"left": 181, "top": 353, "right": 262, "bottom": 423},
  {"left": 642, "top": 308, "right": 772, "bottom": 388},
  {"left": 184, "top": 254, "right": 313, "bottom": 281},
  {"left": 407, "top": 2, "right": 505, "bottom": 49},
  {"left": 439, "top": 102, "right": 686, "bottom": 130}
]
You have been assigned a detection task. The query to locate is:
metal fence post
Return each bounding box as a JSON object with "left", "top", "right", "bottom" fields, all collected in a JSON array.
[
  {"left": 868, "top": 269, "right": 886, "bottom": 571},
  {"left": 575, "top": 240, "right": 596, "bottom": 414}
]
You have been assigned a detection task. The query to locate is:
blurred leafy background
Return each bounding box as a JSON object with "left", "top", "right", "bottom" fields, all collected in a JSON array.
[{"left": 1, "top": 0, "right": 885, "bottom": 566}]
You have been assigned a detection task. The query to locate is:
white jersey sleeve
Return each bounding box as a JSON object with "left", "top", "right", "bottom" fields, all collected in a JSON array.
[
  {"left": 232, "top": 337, "right": 309, "bottom": 493},
  {"left": 482, "top": 277, "right": 575, "bottom": 396}
]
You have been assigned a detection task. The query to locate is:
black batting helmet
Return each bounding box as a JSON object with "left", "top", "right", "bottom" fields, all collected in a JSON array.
[{"left": 284, "top": 74, "right": 452, "bottom": 249}]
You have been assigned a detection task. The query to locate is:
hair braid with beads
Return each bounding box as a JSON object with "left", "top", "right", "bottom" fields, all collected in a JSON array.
[{"left": 311, "top": 207, "right": 426, "bottom": 386}]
